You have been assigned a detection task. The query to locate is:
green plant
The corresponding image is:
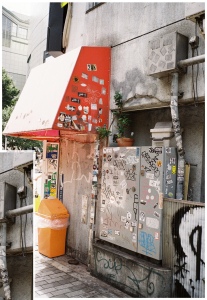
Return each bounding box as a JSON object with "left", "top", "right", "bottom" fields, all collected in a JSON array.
[
  {"left": 113, "top": 92, "right": 131, "bottom": 138},
  {"left": 96, "top": 92, "right": 132, "bottom": 141},
  {"left": 96, "top": 126, "right": 112, "bottom": 140}
]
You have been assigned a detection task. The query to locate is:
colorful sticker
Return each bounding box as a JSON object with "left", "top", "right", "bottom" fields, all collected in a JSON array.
[
  {"left": 87, "top": 64, "right": 97, "bottom": 71},
  {"left": 157, "top": 160, "right": 162, "bottom": 167},
  {"left": 172, "top": 165, "right": 176, "bottom": 174},
  {"left": 158, "top": 193, "right": 163, "bottom": 209},
  {"left": 155, "top": 232, "right": 159, "bottom": 240}
]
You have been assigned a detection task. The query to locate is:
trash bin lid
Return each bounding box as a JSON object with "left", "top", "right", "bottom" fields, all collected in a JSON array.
[{"left": 36, "top": 198, "right": 69, "bottom": 219}]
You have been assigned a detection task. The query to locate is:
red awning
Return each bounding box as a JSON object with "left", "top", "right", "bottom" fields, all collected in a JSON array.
[{"left": 3, "top": 46, "right": 111, "bottom": 142}]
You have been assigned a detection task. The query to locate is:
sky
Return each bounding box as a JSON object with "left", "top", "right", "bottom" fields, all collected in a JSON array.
[{"left": 2, "top": 2, "right": 32, "bottom": 15}]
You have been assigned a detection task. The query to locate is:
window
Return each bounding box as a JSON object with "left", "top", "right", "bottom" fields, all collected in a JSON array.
[
  {"left": 18, "top": 27, "right": 28, "bottom": 39},
  {"left": 86, "top": 3, "right": 104, "bottom": 13},
  {"left": 2, "top": 15, "right": 17, "bottom": 47}
]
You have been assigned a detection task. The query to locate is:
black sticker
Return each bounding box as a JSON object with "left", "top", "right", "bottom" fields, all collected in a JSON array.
[
  {"left": 71, "top": 98, "right": 80, "bottom": 103},
  {"left": 78, "top": 92, "right": 87, "bottom": 98}
]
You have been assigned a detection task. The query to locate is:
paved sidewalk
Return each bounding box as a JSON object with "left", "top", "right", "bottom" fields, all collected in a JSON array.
[{"left": 35, "top": 248, "right": 132, "bottom": 298}]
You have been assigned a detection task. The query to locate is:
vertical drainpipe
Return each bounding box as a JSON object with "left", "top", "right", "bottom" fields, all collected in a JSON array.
[
  {"left": 0, "top": 223, "right": 12, "bottom": 300},
  {"left": 170, "top": 72, "right": 185, "bottom": 200}
]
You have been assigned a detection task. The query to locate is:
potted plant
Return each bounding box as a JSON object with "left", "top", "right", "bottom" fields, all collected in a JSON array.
[{"left": 113, "top": 92, "right": 134, "bottom": 147}]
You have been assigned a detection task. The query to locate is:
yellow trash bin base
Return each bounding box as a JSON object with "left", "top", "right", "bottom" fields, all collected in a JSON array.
[{"left": 38, "top": 227, "right": 67, "bottom": 258}]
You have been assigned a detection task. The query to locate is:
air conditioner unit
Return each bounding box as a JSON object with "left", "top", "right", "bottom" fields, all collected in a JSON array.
[{"left": 185, "top": 2, "right": 205, "bottom": 22}]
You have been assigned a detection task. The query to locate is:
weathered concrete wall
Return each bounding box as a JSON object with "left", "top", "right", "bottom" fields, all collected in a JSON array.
[
  {"left": 92, "top": 243, "right": 172, "bottom": 298},
  {"left": 127, "top": 104, "right": 204, "bottom": 202},
  {"left": 68, "top": 3, "right": 204, "bottom": 107},
  {"left": 0, "top": 254, "right": 33, "bottom": 300},
  {"left": 59, "top": 138, "right": 95, "bottom": 263},
  {"left": 0, "top": 152, "right": 33, "bottom": 251},
  {"left": 67, "top": 2, "right": 205, "bottom": 203},
  {"left": 0, "top": 152, "right": 33, "bottom": 299}
]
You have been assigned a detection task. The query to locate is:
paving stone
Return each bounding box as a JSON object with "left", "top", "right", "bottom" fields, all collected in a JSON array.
[
  {"left": 65, "top": 289, "right": 86, "bottom": 298},
  {"left": 35, "top": 250, "right": 132, "bottom": 298}
]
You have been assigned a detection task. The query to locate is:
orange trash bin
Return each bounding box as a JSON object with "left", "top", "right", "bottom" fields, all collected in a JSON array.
[{"left": 36, "top": 198, "right": 69, "bottom": 258}]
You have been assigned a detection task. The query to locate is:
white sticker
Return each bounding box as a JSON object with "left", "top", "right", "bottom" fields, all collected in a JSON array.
[
  {"left": 81, "top": 83, "right": 87, "bottom": 87},
  {"left": 120, "top": 180, "right": 127, "bottom": 189},
  {"left": 78, "top": 105, "right": 82, "bottom": 111},
  {"left": 146, "top": 217, "right": 159, "bottom": 229},
  {"left": 106, "top": 148, "right": 112, "bottom": 153},
  {"left": 91, "top": 104, "right": 97, "bottom": 110},
  {"left": 132, "top": 233, "right": 137, "bottom": 242},
  {"left": 82, "top": 73, "right": 88, "bottom": 79},
  {"left": 148, "top": 188, "right": 151, "bottom": 193},
  {"left": 101, "top": 87, "right": 106, "bottom": 95},
  {"left": 88, "top": 123, "right": 92, "bottom": 131},
  {"left": 99, "top": 98, "right": 103, "bottom": 105},
  {"left": 146, "top": 173, "right": 154, "bottom": 180},
  {"left": 72, "top": 115, "right": 77, "bottom": 120},
  {"left": 100, "top": 79, "right": 104, "bottom": 85},
  {"left": 127, "top": 211, "right": 131, "bottom": 220},
  {"left": 115, "top": 230, "right": 120, "bottom": 236},
  {"left": 146, "top": 195, "right": 149, "bottom": 200},
  {"left": 131, "top": 222, "right": 137, "bottom": 227}
]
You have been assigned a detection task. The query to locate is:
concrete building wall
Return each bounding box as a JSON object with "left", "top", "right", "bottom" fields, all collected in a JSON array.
[
  {"left": 27, "top": 3, "right": 49, "bottom": 75},
  {"left": 0, "top": 152, "right": 33, "bottom": 252},
  {"left": 58, "top": 139, "right": 95, "bottom": 264},
  {"left": 2, "top": 7, "right": 29, "bottom": 91},
  {"left": 66, "top": 2, "right": 205, "bottom": 202},
  {"left": 0, "top": 152, "right": 33, "bottom": 300}
]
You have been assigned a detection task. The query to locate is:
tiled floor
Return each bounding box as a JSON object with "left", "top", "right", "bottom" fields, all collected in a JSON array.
[{"left": 35, "top": 249, "right": 131, "bottom": 298}]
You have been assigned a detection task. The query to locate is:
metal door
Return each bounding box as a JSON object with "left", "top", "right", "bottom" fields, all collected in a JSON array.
[
  {"left": 99, "top": 147, "right": 140, "bottom": 252},
  {"left": 138, "top": 146, "right": 164, "bottom": 260}
]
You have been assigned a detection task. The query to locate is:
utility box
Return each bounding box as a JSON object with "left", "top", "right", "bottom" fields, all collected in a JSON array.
[
  {"left": 99, "top": 146, "right": 177, "bottom": 260},
  {"left": 0, "top": 182, "right": 16, "bottom": 220},
  {"left": 150, "top": 122, "right": 175, "bottom": 147},
  {"left": 36, "top": 198, "right": 69, "bottom": 258},
  {"left": 148, "top": 32, "right": 188, "bottom": 78}
]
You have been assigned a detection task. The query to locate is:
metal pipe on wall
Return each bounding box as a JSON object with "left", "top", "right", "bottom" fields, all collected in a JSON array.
[
  {"left": 170, "top": 72, "right": 185, "bottom": 199},
  {"left": 178, "top": 54, "right": 205, "bottom": 68},
  {"left": 5, "top": 205, "right": 33, "bottom": 219}
]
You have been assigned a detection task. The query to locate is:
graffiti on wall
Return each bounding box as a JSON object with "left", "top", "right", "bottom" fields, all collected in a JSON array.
[
  {"left": 94, "top": 249, "right": 167, "bottom": 297},
  {"left": 171, "top": 206, "right": 205, "bottom": 298}
]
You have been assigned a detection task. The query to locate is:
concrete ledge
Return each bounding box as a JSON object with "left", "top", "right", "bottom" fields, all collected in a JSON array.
[{"left": 91, "top": 242, "right": 172, "bottom": 298}]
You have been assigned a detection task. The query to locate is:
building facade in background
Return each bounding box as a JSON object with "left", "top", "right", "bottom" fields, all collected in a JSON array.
[{"left": 2, "top": 6, "right": 29, "bottom": 91}]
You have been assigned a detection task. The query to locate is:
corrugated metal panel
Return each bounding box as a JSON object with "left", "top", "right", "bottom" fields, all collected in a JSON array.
[{"left": 163, "top": 198, "right": 205, "bottom": 298}]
